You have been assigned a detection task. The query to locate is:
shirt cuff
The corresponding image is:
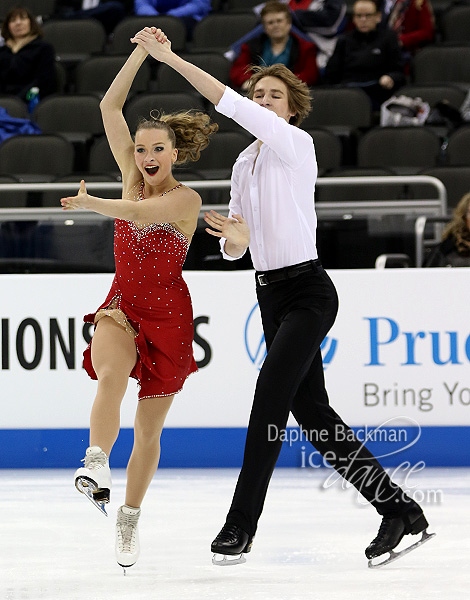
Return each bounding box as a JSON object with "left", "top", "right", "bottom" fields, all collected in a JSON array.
[
  {"left": 215, "top": 86, "right": 240, "bottom": 119},
  {"left": 220, "top": 237, "right": 246, "bottom": 261}
]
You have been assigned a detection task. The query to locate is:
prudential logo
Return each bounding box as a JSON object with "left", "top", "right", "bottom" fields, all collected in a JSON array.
[{"left": 244, "top": 303, "right": 338, "bottom": 370}]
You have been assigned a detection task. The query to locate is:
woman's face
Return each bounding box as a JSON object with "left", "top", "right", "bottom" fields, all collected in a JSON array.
[
  {"left": 262, "top": 12, "right": 291, "bottom": 43},
  {"left": 134, "top": 128, "right": 178, "bottom": 185},
  {"left": 8, "top": 12, "right": 32, "bottom": 39}
]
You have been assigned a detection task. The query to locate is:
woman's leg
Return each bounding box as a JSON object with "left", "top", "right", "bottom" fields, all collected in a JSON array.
[
  {"left": 125, "top": 395, "right": 174, "bottom": 508},
  {"left": 89, "top": 316, "right": 138, "bottom": 456}
]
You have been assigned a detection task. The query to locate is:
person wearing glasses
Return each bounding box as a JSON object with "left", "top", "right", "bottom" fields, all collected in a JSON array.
[{"left": 323, "top": 0, "right": 405, "bottom": 109}]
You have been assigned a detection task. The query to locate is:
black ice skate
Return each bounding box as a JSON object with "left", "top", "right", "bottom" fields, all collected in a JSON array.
[
  {"left": 211, "top": 523, "right": 253, "bottom": 566},
  {"left": 74, "top": 446, "right": 111, "bottom": 516},
  {"left": 366, "top": 506, "right": 435, "bottom": 568}
]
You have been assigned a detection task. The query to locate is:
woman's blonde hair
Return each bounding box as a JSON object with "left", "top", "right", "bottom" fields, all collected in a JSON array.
[
  {"left": 443, "top": 192, "right": 470, "bottom": 255},
  {"left": 245, "top": 64, "right": 312, "bottom": 126},
  {"left": 136, "top": 110, "right": 218, "bottom": 165}
]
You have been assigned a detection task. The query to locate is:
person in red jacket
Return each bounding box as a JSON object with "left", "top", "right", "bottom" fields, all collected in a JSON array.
[
  {"left": 381, "top": 0, "right": 435, "bottom": 54},
  {"left": 230, "top": 1, "right": 318, "bottom": 91}
]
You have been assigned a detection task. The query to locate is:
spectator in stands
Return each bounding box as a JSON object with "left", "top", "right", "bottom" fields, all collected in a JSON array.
[
  {"left": 134, "top": 0, "right": 211, "bottom": 37},
  {"left": 379, "top": 0, "right": 435, "bottom": 57},
  {"left": 53, "top": 1, "right": 126, "bottom": 35},
  {"left": 323, "top": 0, "right": 405, "bottom": 109},
  {"left": 289, "top": 0, "right": 347, "bottom": 69},
  {"left": 230, "top": 1, "right": 318, "bottom": 90},
  {"left": 424, "top": 193, "right": 470, "bottom": 267},
  {"left": 226, "top": 0, "right": 346, "bottom": 71},
  {"left": 0, "top": 6, "right": 57, "bottom": 102}
]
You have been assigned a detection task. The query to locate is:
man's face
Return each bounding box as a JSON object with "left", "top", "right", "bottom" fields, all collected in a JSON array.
[
  {"left": 262, "top": 12, "right": 292, "bottom": 42},
  {"left": 252, "top": 76, "right": 295, "bottom": 123},
  {"left": 352, "top": 1, "right": 381, "bottom": 33}
]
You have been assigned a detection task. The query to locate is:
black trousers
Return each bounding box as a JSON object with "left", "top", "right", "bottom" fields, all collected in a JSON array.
[{"left": 226, "top": 262, "right": 416, "bottom": 537}]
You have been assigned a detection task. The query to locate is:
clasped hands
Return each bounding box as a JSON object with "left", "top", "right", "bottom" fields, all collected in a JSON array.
[{"left": 131, "top": 25, "right": 171, "bottom": 56}]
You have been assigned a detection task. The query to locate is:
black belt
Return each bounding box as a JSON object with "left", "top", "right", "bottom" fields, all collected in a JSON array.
[{"left": 256, "top": 259, "right": 322, "bottom": 286}]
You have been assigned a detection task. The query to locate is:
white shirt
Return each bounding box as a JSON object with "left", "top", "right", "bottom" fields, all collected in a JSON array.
[{"left": 215, "top": 86, "right": 319, "bottom": 272}]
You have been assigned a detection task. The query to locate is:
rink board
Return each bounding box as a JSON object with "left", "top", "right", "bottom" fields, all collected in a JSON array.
[
  {"left": 1, "top": 425, "right": 469, "bottom": 468},
  {"left": 1, "top": 269, "right": 469, "bottom": 467}
]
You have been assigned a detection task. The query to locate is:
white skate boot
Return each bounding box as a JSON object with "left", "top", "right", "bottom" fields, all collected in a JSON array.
[
  {"left": 74, "top": 446, "right": 111, "bottom": 516},
  {"left": 116, "top": 505, "right": 141, "bottom": 574}
]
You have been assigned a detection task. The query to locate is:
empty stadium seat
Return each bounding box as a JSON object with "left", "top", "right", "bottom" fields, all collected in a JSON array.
[
  {"left": 191, "top": 13, "right": 259, "bottom": 51},
  {"left": 412, "top": 46, "right": 470, "bottom": 85},
  {"left": 357, "top": 126, "right": 442, "bottom": 174},
  {"left": 0, "top": 134, "right": 74, "bottom": 181},
  {"left": 109, "top": 16, "right": 187, "bottom": 55},
  {"left": 42, "top": 19, "right": 107, "bottom": 64},
  {"left": 75, "top": 56, "right": 151, "bottom": 96}
]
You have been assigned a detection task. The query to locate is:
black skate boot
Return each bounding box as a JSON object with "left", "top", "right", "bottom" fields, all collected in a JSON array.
[
  {"left": 211, "top": 523, "right": 253, "bottom": 566},
  {"left": 366, "top": 505, "right": 435, "bottom": 568}
]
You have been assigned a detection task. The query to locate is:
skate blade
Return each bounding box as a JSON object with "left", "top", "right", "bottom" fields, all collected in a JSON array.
[
  {"left": 368, "top": 530, "right": 436, "bottom": 569},
  {"left": 118, "top": 563, "right": 135, "bottom": 576},
  {"left": 212, "top": 552, "right": 246, "bottom": 566},
  {"left": 75, "top": 477, "right": 109, "bottom": 517}
]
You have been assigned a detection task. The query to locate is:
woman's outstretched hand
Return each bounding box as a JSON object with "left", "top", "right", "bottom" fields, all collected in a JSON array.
[
  {"left": 204, "top": 210, "right": 250, "bottom": 248},
  {"left": 60, "top": 180, "right": 90, "bottom": 210},
  {"left": 131, "top": 27, "right": 172, "bottom": 60}
]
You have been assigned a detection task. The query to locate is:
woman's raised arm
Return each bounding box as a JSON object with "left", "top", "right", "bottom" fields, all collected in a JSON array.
[{"left": 99, "top": 45, "right": 149, "bottom": 182}]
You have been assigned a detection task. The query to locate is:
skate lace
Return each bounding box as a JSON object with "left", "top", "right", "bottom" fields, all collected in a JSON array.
[
  {"left": 117, "top": 512, "right": 139, "bottom": 553},
  {"left": 373, "top": 517, "right": 394, "bottom": 543},
  {"left": 216, "top": 524, "right": 241, "bottom": 543},
  {"left": 83, "top": 452, "right": 107, "bottom": 470}
]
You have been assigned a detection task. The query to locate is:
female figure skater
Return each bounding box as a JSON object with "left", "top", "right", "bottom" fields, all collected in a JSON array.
[
  {"left": 61, "top": 34, "right": 217, "bottom": 571},
  {"left": 131, "top": 26, "right": 433, "bottom": 568}
]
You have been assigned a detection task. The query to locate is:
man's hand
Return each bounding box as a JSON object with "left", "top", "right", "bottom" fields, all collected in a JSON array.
[{"left": 204, "top": 210, "right": 250, "bottom": 249}]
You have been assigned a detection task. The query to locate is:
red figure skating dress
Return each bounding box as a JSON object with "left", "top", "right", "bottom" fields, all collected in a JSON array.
[{"left": 83, "top": 181, "right": 198, "bottom": 399}]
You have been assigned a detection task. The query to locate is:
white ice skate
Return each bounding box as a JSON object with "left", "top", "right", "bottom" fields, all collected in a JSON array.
[
  {"left": 74, "top": 446, "right": 111, "bottom": 516},
  {"left": 115, "top": 505, "right": 141, "bottom": 574}
]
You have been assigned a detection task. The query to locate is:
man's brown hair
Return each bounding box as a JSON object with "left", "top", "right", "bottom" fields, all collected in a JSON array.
[{"left": 246, "top": 64, "right": 312, "bottom": 126}]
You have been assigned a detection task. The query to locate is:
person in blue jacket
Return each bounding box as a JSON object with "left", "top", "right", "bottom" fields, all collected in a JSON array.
[{"left": 134, "top": 0, "right": 210, "bottom": 36}]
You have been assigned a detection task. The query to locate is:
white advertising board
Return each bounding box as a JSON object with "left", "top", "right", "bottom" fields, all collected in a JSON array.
[{"left": 1, "top": 269, "right": 469, "bottom": 429}]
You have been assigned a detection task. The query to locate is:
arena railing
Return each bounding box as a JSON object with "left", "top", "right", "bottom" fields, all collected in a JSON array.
[{"left": 0, "top": 175, "right": 447, "bottom": 267}]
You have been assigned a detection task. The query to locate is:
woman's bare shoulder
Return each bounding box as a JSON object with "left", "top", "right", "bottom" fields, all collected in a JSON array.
[{"left": 164, "top": 184, "right": 202, "bottom": 209}]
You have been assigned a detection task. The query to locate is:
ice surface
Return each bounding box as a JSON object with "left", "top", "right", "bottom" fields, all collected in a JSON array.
[{"left": 1, "top": 467, "right": 468, "bottom": 600}]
